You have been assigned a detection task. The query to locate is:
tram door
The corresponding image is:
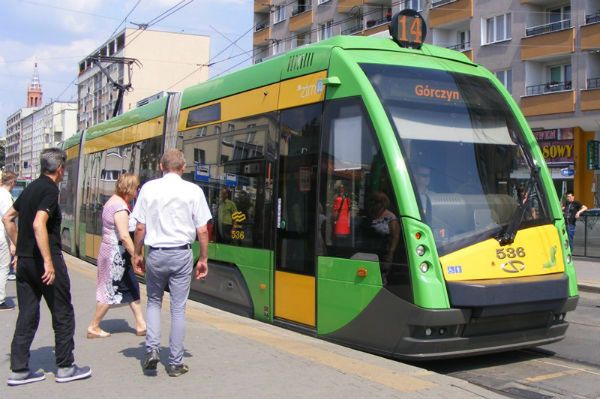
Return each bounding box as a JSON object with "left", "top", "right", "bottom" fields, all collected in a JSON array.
[{"left": 274, "top": 105, "right": 321, "bottom": 327}]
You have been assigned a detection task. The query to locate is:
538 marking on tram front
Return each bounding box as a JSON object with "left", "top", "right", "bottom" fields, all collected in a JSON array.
[{"left": 496, "top": 247, "right": 526, "bottom": 260}]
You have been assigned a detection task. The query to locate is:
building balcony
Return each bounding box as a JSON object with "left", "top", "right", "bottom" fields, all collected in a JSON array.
[
  {"left": 520, "top": 27, "right": 574, "bottom": 60},
  {"left": 289, "top": 6, "right": 313, "bottom": 32},
  {"left": 581, "top": 17, "right": 600, "bottom": 50},
  {"left": 521, "top": 85, "right": 575, "bottom": 116},
  {"left": 337, "top": 0, "right": 364, "bottom": 13},
  {"left": 446, "top": 41, "right": 471, "bottom": 52},
  {"left": 254, "top": 0, "right": 271, "bottom": 13},
  {"left": 581, "top": 78, "right": 600, "bottom": 111},
  {"left": 363, "top": 15, "right": 392, "bottom": 35},
  {"left": 429, "top": 0, "right": 472, "bottom": 28},
  {"left": 253, "top": 26, "right": 272, "bottom": 46},
  {"left": 525, "top": 19, "right": 571, "bottom": 37},
  {"left": 341, "top": 24, "right": 363, "bottom": 35}
]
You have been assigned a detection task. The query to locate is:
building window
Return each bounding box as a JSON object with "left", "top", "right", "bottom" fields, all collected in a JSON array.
[
  {"left": 495, "top": 69, "right": 512, "bottom": 93},
  {"left": 483, "top": 13, "right": 511, "bottom": 44},
  {"left": 458, "top": 30, "right": 471, "bottom": 50},
  {"left": 273, "top": 40, "right": 285, "bottom": 55},
  {"left": 401, "top": 0, "right": 422, "bottom": 10},
  {"left": 548, "top": 5, "right": 570, "bottom": 24},
  {"left": 194, "top": 148, "right": 206, "bottom": 164},
  {"left": 274, "top": 5, "right": 286, "bottom": 24},
  {"left": 548, "top": 64, "right": 572, "bottom": 91},
  {"left": 319, "top": 20, "right": 334, "bottom": 41}
]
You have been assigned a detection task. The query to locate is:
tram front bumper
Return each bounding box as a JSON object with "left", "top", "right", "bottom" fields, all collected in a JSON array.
[{"left": 323, "top": 289, "right": 578, "bottom": 360}]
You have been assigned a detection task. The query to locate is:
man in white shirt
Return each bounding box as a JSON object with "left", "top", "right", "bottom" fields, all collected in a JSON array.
[
  {"left": 132, "top": 149, "right": 211, "bottom": 377},
  {"left": 0, "top": 171, "right": 17, "bottom": 311}
]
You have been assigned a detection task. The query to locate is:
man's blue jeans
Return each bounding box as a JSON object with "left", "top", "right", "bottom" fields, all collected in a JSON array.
[{"left": 566, "top": 223, "right": 576, "bottom": 251}]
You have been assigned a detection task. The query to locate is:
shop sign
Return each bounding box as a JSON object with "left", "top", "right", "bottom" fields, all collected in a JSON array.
[
  {"left": 539, "top": 140, "right": 574, "bottom": 164},
  {"left": 588, "top": 140, "right": 600, "bottom": 170},
  {"left": 194, "top": 164, "right": 210, "bottom": 182},
  {"left": 560, "top": 168, "right": 575, "bottom": 177}
]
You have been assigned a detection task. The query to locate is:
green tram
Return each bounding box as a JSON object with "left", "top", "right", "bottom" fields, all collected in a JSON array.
[{"left": 61, "top": 12, "right": 578, "bottom": 359}]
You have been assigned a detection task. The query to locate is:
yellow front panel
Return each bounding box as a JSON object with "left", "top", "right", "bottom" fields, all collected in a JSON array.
[
  {"left": 278, "top": 71, "right": 327, "bottom": 110},
  {"left": 85, "top": 117, "right": 164, "bottom": 154},
  {"left": 66, "top": 145, "right": 79, "bottom": 160},
  {"left": 440, "top": 225, "right": 564, "bottom": 281},
  {"left": 179, "top": 83, "right": 281, "bottom": 132},
  {"left": 275, "top": 271, "right": 315, "bottom": 326}
]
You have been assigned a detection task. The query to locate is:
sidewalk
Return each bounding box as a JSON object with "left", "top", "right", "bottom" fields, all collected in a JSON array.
[
  {"left": 0, "top": 253, "right": 508, "bottom": 399},
  {"left": 574, "top": 257, "right": 600, "bottom": 293}
]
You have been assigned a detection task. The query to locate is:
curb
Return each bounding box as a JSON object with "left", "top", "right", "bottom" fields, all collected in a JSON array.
[{"left": 577, "top": 283, "right": 600, "bottom": 294}]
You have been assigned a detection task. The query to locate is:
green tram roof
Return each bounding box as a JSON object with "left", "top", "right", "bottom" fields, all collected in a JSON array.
[
  {"left": 181, "top": 35, "right": 474, "bottom": 110},
  {"left": 84, "top": 96, "right": 169, "bottom": 142},
  {"left": 62, "top": 132, "right": 82, "bottom": 149}
]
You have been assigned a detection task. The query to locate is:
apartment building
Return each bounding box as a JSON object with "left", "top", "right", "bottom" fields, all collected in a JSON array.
[
  {"left": 5, "top": 108, "right": 35, "bottom": 174},
  {"left": 19, "top": 101, "right": 77, "bottom": 179},
  {"left": 77, "top": 29, "right": 210, "bottom": 130},
  {"left": 253, "top": 0, "right": 600, "bottom": 207}
]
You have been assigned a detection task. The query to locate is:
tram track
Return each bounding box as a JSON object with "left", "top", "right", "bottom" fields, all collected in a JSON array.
[{"left": 423, "top": 345, "right": 600, "bottom": 398}]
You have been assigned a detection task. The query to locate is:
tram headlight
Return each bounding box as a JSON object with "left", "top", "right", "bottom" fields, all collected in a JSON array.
[
  {"left": 564, "top": 239, "right": 569, "bottom": 249},
  {"left": 419, "top": 262, "right": 429, "bottom": 273},
  {"left": 416, "top": 245, "right": 426, "bottom": 256},
  {"left": 566, "top": 255, "right": 572, "bottom": 264},
  {"left": 425, "top": 328, "right": 432, "bottom": 336}
]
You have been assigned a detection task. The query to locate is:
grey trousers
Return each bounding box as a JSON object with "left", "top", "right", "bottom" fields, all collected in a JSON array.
[{"left": 145, "top": 248, "right": 193, "bottom": 366}]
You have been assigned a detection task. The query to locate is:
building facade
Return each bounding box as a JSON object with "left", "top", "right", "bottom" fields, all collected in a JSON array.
[
  {"left": 77, "top": 29, "right": 210, "bottom": 130},
  {"left": 20, "top": 102, "right": 77, "bottom": 179},
  {"left": 5, "top": 108, "right": 34, "bottom": 174},
  {"left": 253, "top": 0, "right": 600, "bottom": 207}
]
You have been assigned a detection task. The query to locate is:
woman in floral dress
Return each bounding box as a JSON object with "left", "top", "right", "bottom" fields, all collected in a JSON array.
[{"left": 86, "top": 173, "right": 146, "bottom": 338}]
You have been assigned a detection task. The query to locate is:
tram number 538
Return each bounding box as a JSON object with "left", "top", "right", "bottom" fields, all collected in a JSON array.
[{"left": 496, "top": 247, "right": 526, "bottom": 259}]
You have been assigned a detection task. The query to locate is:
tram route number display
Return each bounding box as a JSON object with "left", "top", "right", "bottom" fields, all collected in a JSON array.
[{"left": 389, "top": 9, "right": 427, "bottom": 49}]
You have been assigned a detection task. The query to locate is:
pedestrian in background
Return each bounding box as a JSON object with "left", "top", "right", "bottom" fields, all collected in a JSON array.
[
  {"left": 132, "top": 148, "right": 211, "bottom": 377},
  {"left": 0, "top": 171, "right": 17, "bottom": 311},
  {"left": 2, "top": 148, "right": 91, "bottom": 386},
  {"left": 86, "top": 173, "right": 146, "bottom": 339},
  {"left": 563, "top": 191, "right": 588, "bottom": 251}
]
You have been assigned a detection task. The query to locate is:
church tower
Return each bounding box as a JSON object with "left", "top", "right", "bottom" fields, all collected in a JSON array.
[{"left": 27, "top": 63, "right": 43, "bottom": 107}]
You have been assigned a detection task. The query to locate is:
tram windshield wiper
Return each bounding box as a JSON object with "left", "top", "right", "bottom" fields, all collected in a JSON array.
[{"left": 497, "top": 163, "right": 540, "bottom": 246}]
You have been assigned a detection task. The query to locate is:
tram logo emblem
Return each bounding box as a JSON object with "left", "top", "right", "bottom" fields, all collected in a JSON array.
[
  {"left": 501, "top": 260, "right": 526, "bottom": 273},
  {"left": 232, "top": 211, "right": 246, "bottom": 223}
]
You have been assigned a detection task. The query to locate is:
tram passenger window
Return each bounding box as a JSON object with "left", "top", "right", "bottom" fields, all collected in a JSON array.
[
  {"left": 179, "top": 122, "right": 274, "bottom": 249},
  {"left": 320, "top": 97, "right": 411, "bottom": 300}
]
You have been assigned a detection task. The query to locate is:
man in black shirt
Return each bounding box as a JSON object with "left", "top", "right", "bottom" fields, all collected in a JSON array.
[
  {"left": 2, "top": 148, "right": 91, "bottom": 386},
  {"left": 562, "top": 191, "right": 588, "bottom": 252}
]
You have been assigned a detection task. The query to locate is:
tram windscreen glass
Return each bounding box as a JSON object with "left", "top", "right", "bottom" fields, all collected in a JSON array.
[{"left": 362, "top": 64, "right": 551, "bottom": 254}]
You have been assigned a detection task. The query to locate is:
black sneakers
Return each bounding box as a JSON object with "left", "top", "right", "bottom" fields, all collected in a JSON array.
[
  {"left": 166, "top": 364, "right": 189, "bottom": 377},
  {"left": 7, "top": 369, "right": 46, "bottom": 386},
  {"left": 143, "top": 349, "right": 160, "bottom": 370},
  {"left": 0, "top": 302, "right": 15, "bottom": 311},
  {"left": 55, "top": 364, "right": 92, "bottom": 383}
]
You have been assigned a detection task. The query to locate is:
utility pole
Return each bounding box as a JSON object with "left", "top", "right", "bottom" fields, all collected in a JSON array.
[{"left": 90, "top": 56, "right": 141, "bottom": 117}]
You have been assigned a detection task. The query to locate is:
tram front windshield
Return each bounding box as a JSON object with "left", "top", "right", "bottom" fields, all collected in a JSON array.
[{"left": 362, "top": 64, "right": 551, "bottom": 255}]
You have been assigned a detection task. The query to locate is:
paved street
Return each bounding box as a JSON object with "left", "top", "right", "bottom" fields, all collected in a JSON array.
[
  {"left": 1, "top": 254, "right": 598, "bottom": 398},
  {"left": 0, "top": 253, "right": 509, "bottom": 399}
]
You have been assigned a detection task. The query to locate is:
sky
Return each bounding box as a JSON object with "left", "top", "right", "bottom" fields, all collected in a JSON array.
[{"left": 0, "top": 0, "right": 254, "bottom": 136}]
